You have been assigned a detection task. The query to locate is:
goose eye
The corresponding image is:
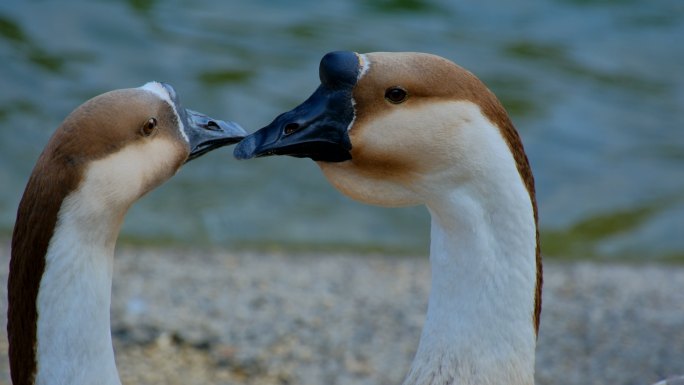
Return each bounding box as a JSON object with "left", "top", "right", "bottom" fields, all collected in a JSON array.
[
  {"left": 141, "top": 117, "right": 157, "bottom": 136},
  {"left": 385, "top": 86, "right": 408, "bottom": 104}
]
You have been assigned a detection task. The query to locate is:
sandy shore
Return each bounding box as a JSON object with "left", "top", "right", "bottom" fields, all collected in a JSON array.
[{"left": 1, "top": 242, "right": 683, "bottom": 385}]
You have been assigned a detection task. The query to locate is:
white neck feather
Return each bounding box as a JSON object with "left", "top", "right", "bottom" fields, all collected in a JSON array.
[
  {"left": 403, "top": 114, "right": 538, "bottom": 385},
  {"left": 28, "top": 132, "right": 183, "bottom": 385},
  {"left": 35, "top": 180, "right": 125, "bottom": 385}
]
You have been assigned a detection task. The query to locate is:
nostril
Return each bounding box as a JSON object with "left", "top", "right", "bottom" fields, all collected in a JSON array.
[
  {"left": 206, "top": 121, "right": 221, "bottom": 131},
  {"left": 283, "top": 122, "right": 300, "bottom": 135}
]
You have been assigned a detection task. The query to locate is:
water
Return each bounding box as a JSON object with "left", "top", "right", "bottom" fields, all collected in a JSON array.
[{"left": 1, "top": 0, "right": 682, "bottom": 260}]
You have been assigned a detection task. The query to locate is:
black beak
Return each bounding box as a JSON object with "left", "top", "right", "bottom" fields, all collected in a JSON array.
[
  {"left": 233, "top": 51, "right": 362, "bottom": 163},
  {"left": 183, "top": 109, "right": 247, "bottom": 162}
]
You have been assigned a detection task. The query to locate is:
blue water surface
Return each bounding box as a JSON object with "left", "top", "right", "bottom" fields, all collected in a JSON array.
[{"left": 1, "top": 0, "right": 682, "bottom": 260}]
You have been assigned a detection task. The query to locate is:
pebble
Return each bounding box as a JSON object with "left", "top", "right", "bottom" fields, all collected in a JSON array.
[{"left": 0, "top": 242, "right": 682, "bottom": 385}]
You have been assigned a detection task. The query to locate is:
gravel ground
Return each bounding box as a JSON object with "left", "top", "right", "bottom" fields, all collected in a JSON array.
[{"left": 1, "top": 241, "right": 682, "bottom": 385}]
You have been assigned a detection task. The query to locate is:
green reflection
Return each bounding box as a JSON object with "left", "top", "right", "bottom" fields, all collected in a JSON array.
[
  {"left": 505, "top": 41, "right": 666, "bottom": 93},
  {"left": 484, "top": 76, "right": 540, "bottom": 118},
  {"left": 0, "top": 100, "right": 38, "bottom": 122},
  {"left": 288, "top": 24, "right": 319, "bottom": 39},
  {"left": 198, "top": 69, "right": 254, "bottom": 86},
  {"left": 0, "top": 14, "right": 26, "bottom": 43},
  {"left": 506, "top": 41, "right": 567, "bottom": 61},
  {"left": 126, "top": 0, "right": 157, "bottom": 14},
  {"left": 542, "top": 202, "right": 664, "bottom": 259},
  {"left": 27, "top": 51, "right": 65, "bottom": 73},
  {"left": 558, "top": 0, "right": 637, "bottom": 5},
  {"left": 366, "top": 0, "right": 439, "bottom": 13},
  {"left": 0, "top": 13, "right": 66, "bottom": 73}
]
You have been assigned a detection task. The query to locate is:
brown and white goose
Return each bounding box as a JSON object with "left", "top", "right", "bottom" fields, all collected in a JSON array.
[
  {"left": 235, "top": 51, "right": 542, "bottom": 385},
  {"left": 8, "top": 82, "right": 246, "bottom": 385}
]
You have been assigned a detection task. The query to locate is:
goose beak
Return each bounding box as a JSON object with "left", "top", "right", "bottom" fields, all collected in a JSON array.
[
  {"left": 155, "top": 82, "right": 246, "bottom": 162},
  {"left": 184, "top": 109, "right": 247, "bottom": 162},
  {"left": 233, "top": 86, "right": 353, "bottom": 162},
  {"left": 234, "top": 51, "right": 361, "bottom": 163}
]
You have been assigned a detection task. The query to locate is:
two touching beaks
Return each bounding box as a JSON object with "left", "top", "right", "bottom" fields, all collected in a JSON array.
[{"left": 144, "top": 51, "right": 360, "bottom": 163}]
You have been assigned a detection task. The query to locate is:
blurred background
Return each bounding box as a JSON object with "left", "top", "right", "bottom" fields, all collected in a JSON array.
[{"left": 1, "top": 0, "right": 682, "bottom": 261}]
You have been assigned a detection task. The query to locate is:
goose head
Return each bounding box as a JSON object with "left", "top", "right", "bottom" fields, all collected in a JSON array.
[
  {"left": 8, "top": 82, "right": 245, "bottom": 385},
  {"left": 234, "top": 51, "right": 534, "bottom": 209},
  {"left": 33, "top": 81, "right": 246, "bottom": 211}
]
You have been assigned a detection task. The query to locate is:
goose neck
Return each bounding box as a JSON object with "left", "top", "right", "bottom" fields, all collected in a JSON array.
[
  {"left": 34, "top": 191, "right": 123, "bottom": 385},
  {"left": 403, "top": 186, "right": 537, "bottom": 385}
]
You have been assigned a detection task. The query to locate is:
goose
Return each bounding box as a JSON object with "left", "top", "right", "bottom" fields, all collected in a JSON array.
[
  {"left": 7, "top": 81, "right": 246, "bottom": 385},
  {"left": 235, "top": 51, "right": 541, "bottom": 385}
]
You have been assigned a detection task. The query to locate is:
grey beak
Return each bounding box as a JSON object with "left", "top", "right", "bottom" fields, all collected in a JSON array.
[{"left": 184, "top": 109, "right": 247, "bottom": 162}]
